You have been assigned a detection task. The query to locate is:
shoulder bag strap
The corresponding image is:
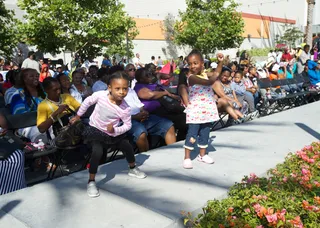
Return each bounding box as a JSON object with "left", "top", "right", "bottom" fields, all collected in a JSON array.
[{"left": 45, "top": 100, "right": 64, "bottom": 127}]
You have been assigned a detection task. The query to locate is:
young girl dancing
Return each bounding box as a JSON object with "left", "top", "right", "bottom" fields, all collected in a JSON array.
[
  {"left": 71, "top": 71, "right": 147, "bottom": 198},
  {"left": 183, "top": 50, "right": 223, "bottom": 169}
]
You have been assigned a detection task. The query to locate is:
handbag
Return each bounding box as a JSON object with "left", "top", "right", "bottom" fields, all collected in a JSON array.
[
  {"left": 0, "top": 134, "right": 25, "bottom": 160},
  {"left": 155, "top": 85, "right": 185, "bottom": 114},
  {"left": 54, "top": 120, "right": 84, "bottom": 148},
  {"left": 46, "top": 100, "right": 84, "bottom": 148}
]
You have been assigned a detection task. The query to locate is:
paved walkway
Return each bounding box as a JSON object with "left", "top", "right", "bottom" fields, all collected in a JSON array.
[{"left": 1, "top": 101, "right": 320, "bottom": 228}]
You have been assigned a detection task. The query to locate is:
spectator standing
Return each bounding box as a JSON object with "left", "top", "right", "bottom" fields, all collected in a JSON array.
[
  {"left": 297, "top": 44, "right": 310, "bottom": 74},
  {"left": 151, "top": 56, "right": 157, "bottom": 65},
  {"left": 39, "top": 64, "right": 51, "bottom": 82},
  {"left": 21, "top": 51, "right": 40, "bottom": 73},
  {"left": 177, "top": 56, "right": 184, "bottom": 69},
  {"left": 132, "top": 53, "right": 144, "bottom": 69},
  {"left": 157, "top": 56, "right": 163, "bottom": 66},
  {"left": 101, "top": 55, "right": 112, "bottom": 68}
]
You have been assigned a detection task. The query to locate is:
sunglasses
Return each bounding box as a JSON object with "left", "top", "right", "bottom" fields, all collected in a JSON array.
[{"left": 128, "top": 68, "right": 136, "bottom": 72}]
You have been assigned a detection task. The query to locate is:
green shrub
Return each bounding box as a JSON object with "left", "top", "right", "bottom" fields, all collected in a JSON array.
[
  {"left": 184, "top": 142, "right": 320, "bottom": 228},
  {"left": 247, "top": 48, "right": 272, "bottom": 57}
]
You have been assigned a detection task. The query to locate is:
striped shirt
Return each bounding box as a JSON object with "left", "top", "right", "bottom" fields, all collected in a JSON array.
[
  {"left": 77, "top": 91, "right": 132, "bottom": 137},
  {"left": 0, "top": 150, "right": 26, "bottom": 195},
  {"left": 10, "top": 89, "right": 43, "bottom": 114},
  {"left": 4, "top": 86, "right": 18, "bottom": 105}
]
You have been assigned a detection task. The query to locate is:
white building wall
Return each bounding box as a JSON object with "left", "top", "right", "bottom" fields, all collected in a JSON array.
[
  {"left": 121, "top": 0, "right": 307, "bottom": 26},
  {"left": 132, "top": 40, "right": 191, "bottom": 64},
  {"left": 237, "top": 0, "right": 307, "bottom": 26},
  {"left": 313, "top": 0, "right": 320, "bottom": 25}
]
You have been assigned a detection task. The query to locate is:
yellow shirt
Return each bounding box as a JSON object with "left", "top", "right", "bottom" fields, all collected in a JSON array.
[
  {"left": 37, "top": 94, "right": 80, "bottom": 126},
  {"left": 196, "top": 72, "right": 208, "bottom": 79}
]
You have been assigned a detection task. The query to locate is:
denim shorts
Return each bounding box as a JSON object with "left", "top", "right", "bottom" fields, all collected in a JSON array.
[
  {"left": 184, "top": 123, "right": 213, "bottom": 150},
  {"left": 128, "top": 114, "right": 173, "bottom": 143}
]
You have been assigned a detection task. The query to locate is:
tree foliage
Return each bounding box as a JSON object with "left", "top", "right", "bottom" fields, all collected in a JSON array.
[
  {"left": 18, "top": 0, "right": 138, "bottom": 58},
  {"left": 0, "top": 0, "right": 19, "bottom": 59},
  {"left": 173, "top": 0, "right": 245, "bottom": 54},
  {"left": 277, "top": 25, "right": 304, "bottom": 48}
]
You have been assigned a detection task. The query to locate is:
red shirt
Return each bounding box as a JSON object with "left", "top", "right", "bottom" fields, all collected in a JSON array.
[
  {"left": 281, "top": 53, "right": 292, "bottom": 61},
  {"left": 2, "top": 81, "right": 12, "bottom": 89}
]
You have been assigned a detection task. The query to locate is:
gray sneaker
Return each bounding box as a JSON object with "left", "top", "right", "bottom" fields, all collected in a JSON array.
[
  {"left": 87, "top": 181, "right": 100, "bottom": 198},
  {"left": 250, "top": 110, "right": 260, "bottom": 120},
  {"left": 128, "top": 167, "right": 147, "bottom": 179}
]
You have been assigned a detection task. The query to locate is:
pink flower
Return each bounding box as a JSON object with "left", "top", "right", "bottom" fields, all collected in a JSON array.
[
  {"left": 265, "top": 214, "right": 278, "bottom": 223},
  {"left": 283, "top": 176, "right": 288, "bottom": 182},
  {"left": 253, "top": 204, "right": 261, "bottom": 213},
  {"left": 309, "top": 159, "right": 315, "bottom": 163},
  {"left": 244, "top": 208, "right": 251, "bottom": 213},
  {"left": 302, "top": 168, "right": 309, "bottom": 175},
  {"left": 256, "top": 226, "right": 264, "bottom": 228},
  {"left": 304, "top": 145, "right": 312, "bottom": 150}
]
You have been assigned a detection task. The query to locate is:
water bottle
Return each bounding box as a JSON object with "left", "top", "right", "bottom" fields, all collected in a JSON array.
[
  {"left": 266, "top": 90, "right": 272, "bottom": 99},
  {"left": 37, "top": 139, "right": 45, "bottom": 151}
]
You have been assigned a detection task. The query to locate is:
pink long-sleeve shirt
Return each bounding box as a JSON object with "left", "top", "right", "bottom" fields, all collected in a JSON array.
[{"left": 77, "top": 91, "right": 132, "bottom": 137}]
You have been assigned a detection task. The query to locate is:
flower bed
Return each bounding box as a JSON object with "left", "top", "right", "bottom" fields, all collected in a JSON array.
[{"left": 184, "top": 142, "right": 320, "bottom": 227}]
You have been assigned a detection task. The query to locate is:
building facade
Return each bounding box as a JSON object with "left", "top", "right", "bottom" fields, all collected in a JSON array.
[
  {"left": 5, "top": 0, "right": 311, "bottom": 63},
  {"left": 121, "top": 0, "right": 308, "bottom": 62}
]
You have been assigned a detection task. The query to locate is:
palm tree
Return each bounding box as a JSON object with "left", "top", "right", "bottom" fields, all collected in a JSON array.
[{"left": 305, "top": 0, "right": 315, "bottom": 47}]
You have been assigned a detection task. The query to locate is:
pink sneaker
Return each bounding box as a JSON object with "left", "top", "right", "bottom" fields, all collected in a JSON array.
[
  {"left": 183, "top": 158, "right": 193, "bottom": 169},
  {"left": 197, "top": 155, "right": 214, "bottom": 164}
]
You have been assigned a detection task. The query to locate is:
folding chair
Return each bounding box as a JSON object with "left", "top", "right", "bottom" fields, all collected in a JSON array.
[
  {"left": 257, "top": 78, "right": 274, "bottom": 115},
  {"left": 212, "top": 113, "right": 228, "bottom": 130},
  {"left": 4, "top": 112, "right": 58, "bottom": 181}
]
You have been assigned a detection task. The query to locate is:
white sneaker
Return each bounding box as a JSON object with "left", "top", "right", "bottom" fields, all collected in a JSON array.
[
  {"left": 128, "top": 167, "right": 147, "bottom": 179},
  {"left": 197, "top": 155, "right": 214, "bottom": 164},
  {"left": 87, "top": 181, "right": 100, "bottom": 198}
]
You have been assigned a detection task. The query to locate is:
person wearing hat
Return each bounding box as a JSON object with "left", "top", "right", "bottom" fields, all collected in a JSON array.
[{"left": 307, "top": 60, "right": 320, "bottom": 86}]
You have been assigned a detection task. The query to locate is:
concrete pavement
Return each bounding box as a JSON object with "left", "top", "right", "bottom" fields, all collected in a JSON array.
[{"left": 1, "top": 101, "right": 319, "bottom": 228}]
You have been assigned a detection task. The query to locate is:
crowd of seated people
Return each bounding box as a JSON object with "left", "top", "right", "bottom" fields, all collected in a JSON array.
[{"left": 1, "top": 46, "right": 320, "bottom": 195}]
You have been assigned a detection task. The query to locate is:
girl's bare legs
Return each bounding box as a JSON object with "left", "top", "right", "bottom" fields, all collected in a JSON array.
[
  {"left": 199, "top": 148, "right": 206, "bottom": 157},
  {"left": 184, "top": 148, "right": 191, "bottom": 160}
]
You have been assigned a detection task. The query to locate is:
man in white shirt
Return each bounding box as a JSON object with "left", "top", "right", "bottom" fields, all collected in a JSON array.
[
  {"left": 132, "top": 53, "right": 144, "bottom": 69},
  {"left": 21, "top": 51, "right": 40, "bottom": 73},
  {"left": 124, "top": 87, "right": 176, "bottom": 152}
]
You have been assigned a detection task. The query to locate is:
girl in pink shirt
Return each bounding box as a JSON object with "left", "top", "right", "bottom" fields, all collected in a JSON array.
[{"left": 71, "top": 71, "right": 147, "bottom": 198}]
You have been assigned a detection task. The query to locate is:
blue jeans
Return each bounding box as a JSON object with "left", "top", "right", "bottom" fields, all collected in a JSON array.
[
  {"left": 184, "top": 123, "right": 212, "bottom": 150},
  {"left": 128, "top": 114, "right": 173, "bottom": 143}
]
